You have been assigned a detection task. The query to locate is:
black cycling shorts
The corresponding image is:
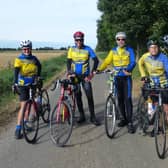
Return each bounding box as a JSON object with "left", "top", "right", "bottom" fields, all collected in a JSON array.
[
  {"left": 142, "top": 89, "right": 168, "bottom": 104},
  {"left": 18, "top": 86, "right": 29, "bottom": 101}
]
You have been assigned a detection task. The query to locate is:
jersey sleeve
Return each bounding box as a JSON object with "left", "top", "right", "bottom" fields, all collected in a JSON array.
[
  {"left": 67, "top": 47, "right": 72, "bottom": 59},
  {"left": 87, "top": 47, "right": 96, "bottom": 58},
  {"left": 126, "top": 47, "right": 136, "bottom": 72},
  {"left": 14, "top": 58, "right": 21, "bottom": 68},
  {"left": 162, "top": 54, "right": 168, "bottom": 78},
  {"left": 98, "top": 50, "right": 113, "bottom": 71},
  {"left": 138, "top": 53, "right": 148, "bottom": 77}
]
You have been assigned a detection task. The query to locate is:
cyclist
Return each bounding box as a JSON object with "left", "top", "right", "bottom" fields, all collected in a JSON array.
[
  {"left": 138, "top": 39, "right": 168, "bottom": 136},
  {"left": 13, "top": 40, "right": 41, "bottom": 139},
  {"left": 160, "top": 34, "right": 168, "bottom": 55},
  {"left": 67, "top": 31, "right": 100, "bottom": 126},
  {"left": 97, "top": 32, "right": 136, "bottom": 133}
]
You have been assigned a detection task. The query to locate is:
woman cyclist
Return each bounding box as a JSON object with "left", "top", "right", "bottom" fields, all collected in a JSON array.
[{"left": 13, "top": 40, "right": 41, "bottom": 139}]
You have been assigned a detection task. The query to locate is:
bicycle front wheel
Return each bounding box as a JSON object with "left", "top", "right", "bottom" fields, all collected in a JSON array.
[
  {"left": 41, "top": 89, "right": 50, "bottom": 123},
  {"left": 105, "top": 95, "right": 117, "bottom": 138},
  {"left": 50, "top": 100, "right": 73, "bottom": 147},
  {"left": 154, "top": 106, "right": 166, "bottom": 159},
  {"left": 22, "top": 100, "right": 39, "bottom": 144},
  {"left": 137, "top": 95, "right": 149, "bottom": 134}
]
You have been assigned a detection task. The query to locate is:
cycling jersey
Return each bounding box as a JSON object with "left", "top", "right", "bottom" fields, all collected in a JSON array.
[
  {"left": 14, "top": 53, "right": 41, "bottom": 85},
  {"left": 67, "top": 45, "right": 97, "bottom": 76},
  {"left": 98, "top": 46, "right": 136, "bottom": 76},
  {"left": 138, "top": 52, "right": 168, "bottom": 86}
]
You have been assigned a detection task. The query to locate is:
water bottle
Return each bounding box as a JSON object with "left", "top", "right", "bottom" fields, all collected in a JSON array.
[
  {"left": 35, "top": 96, "right": 42, "bottom": 112},
  {"left": 147, "top": 96, "right": 154, "bottom": 119}
]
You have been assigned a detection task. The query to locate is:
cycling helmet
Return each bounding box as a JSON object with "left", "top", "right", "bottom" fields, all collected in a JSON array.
[
  {"left": 20, "top": 40, "right": 32, "bottom": 49},
  {"left": 115, "top": 32, "right": 127, "bottom": 39},
  {"left": 162, "top": 35, "right": 168, "bottom": 46},
  {"left": 147, "top": 39, "right": 159, "bottom": 48},
  {"left": 73, "top": 31, "right": 84, "bottom": 40}
]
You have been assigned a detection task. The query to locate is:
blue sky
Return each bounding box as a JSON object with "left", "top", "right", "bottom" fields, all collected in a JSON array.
[{"left": 0, "top": 0, "right": 101, "bottom": 48}]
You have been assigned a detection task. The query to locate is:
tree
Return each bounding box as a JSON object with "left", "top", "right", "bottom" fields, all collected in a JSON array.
[{"left": 96, "top": 0, "right": 168, "bottom": 57}]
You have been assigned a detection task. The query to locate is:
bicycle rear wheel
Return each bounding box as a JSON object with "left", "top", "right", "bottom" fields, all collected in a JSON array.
[
  {"left": 22, "top": 100, "right": 39, "bottom": 144},
  {"left": 154, "top": 106, "right": 166, "bottom": 159},
  {"left": 50, "top": 100, "right": 73, "bottom": 147},
  {"left": 105, "top": 95, "right": 117, "bottom": 138},
  {"left": 41, "top": 89, "right": 50, "bottom": 123}
]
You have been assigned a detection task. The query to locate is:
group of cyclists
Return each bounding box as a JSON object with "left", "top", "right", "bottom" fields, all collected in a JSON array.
[{"left": 13, "top": 30, "right": 168, "bottom": 139}]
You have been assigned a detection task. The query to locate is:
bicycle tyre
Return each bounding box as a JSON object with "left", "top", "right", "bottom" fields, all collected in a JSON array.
[
  {"left": 104, "top": 95, "right": 117, "bottom": 138},
  {"left": 154, "top": 106, "right": 166, "bottom": 159},
  {"left": 50, "top": 100, "right": 73, "bottom": 147},
  {"left": 137, "top": 95, "right": 149, "bottom": 133},
  {"left": 22, "top": 100, "right": 39, "bottom": 144},
  {"left": 41, "top": 89, "right": 50, "bottom": 123}
]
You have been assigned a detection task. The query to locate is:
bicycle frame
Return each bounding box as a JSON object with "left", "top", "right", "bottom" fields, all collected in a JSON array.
[{"left": 52, "top": 79, "right": 76, "bottom": 122}]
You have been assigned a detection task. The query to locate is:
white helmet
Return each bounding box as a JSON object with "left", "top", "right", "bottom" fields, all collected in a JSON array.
[
  {"left": 163, "top": 35, "right": 168, "bottom": 46},
  {"left": 115, "top": 32, "right": 127, "bottom": 39},
  {"left": 20, "top": 40, "right": 32, "bottom": 48}
]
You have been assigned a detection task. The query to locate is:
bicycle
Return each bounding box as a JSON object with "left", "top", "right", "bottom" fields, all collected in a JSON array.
[
  {"left": 96, "top": 69, "right": 126, "bottom": 138},
  {"left": 50, "top": 77, "right": 77, "bottom": 147},
  {"left": 137, "top": 80, "right": 168, "bottom": 159},
  {"left": 14, "top": 78, "right": 50, "bottom": 144}
]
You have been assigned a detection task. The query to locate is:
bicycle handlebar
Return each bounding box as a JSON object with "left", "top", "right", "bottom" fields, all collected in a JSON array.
[
  {"left": 50, "top": 79, "right": 75, "bottom": 91},
  {"left": 96, "top": 69, "right": 131, "bottom": 76}
]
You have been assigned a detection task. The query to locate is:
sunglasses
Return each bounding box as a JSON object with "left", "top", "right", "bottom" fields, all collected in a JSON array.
[
  {"left": 117, "top": 38, "right": 126, "bottom": 41},
  {"left": 23, "top": 48, "right": 31, "bottom": 51},
  {"left": 75, "top": 39, "right": 83, "bottom": 42}
]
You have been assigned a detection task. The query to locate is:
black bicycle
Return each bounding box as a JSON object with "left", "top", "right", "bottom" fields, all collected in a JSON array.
[{"left": 137, "top": 81, "right": 168, "bottom": 159}]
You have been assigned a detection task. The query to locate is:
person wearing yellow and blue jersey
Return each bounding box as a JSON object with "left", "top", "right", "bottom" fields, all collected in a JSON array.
[
  {"left": 13, "top": 40, "right": 41, "bottom": 139},
  {"left": 138, "top": 39, "right": 168, "bottom": 136},
  {"left": 67, "top": 31, "right": 100, "bottom": 126},
  {"left": 98, "top": 32, "right": 136, "bottom": 133}
]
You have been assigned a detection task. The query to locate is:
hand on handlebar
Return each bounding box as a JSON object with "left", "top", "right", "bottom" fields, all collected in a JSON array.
[
  {"left": 84, "top": 72, "right": 94, "bottom": 82},
  {"left": 12, "top": 83, "right": 18, "bottom": 94},
  {"left": 123, "top": 70, "right": 131, "bottom": 76}
]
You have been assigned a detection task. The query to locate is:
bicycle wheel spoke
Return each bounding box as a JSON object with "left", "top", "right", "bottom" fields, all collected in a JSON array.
[
  {"left": 50, "top": 101, "right": 73, "bottom": 147},
  {"left": 136, "top": 95, "right": 150, "bottom": 135},
  {"left": 155, "top": 109, "right": 166, "bottom": 159},
  {"left": 22, "top": 101, "right": 39, "bottom": 143},
  {"left": 41, "top": 89, "right": 50, "bottom": 123},
  {"left": 105, "top": 96, "right": 116, "bottom": 138}
]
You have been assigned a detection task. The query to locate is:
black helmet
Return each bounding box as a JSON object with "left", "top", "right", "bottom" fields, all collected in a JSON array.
[{"left": 147, "top": 39, "right": 159, "bottom": 48}]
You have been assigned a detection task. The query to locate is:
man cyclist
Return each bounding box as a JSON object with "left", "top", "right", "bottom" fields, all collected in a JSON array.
[
  {"left": 138, "top": 39, "right": 168, "bottom": 136},
  {"left": 67, "top": 31, "right": 100, "bottom": 126},
  {"left": 97, "top": 32, "right": 136, "bottom": 133},
  {"left": 160, "top": 34, "right": 168, "bottom": 55},
  {"left": 13, "top": 40, "right": 41, "bottom": 139}
]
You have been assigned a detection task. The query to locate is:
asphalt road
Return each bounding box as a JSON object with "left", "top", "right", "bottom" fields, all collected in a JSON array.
[{"left": 0, "top": 73, "right": 168, "bottom": 168}]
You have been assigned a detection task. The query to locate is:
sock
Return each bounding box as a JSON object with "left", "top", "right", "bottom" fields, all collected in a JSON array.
[{"left": 16, "top": 125, "right": 21, "bottom": 130}]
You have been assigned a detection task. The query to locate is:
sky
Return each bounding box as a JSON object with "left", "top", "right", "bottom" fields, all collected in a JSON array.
[{"left": 0, "top": 0, "right": 101, "bottom": 48}]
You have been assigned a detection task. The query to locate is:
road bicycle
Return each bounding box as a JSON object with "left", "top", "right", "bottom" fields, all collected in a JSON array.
[
  {"left": 50, "top": 77, "right": 77, "bottom": 147},
  {"left": 137, "top": 80, "right": 168, "bottom": 159},
  {"left": 15, "top": 78, "right": 50, "bottom": 143},
  {"left": 97, "top": 70, "right": 124, "bottom": 138}
]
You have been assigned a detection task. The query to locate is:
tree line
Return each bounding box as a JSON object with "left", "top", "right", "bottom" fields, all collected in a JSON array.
[{"left": 96, "top": 0, "right": 168, "bottom": 56}]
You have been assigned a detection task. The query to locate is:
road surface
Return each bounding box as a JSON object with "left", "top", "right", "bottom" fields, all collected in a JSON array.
[{"left": 0, "top": 73, "right": 168, "bottom": 168}]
